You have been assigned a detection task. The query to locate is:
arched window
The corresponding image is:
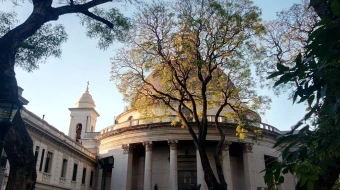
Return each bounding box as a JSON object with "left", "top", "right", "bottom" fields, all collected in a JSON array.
[{"left": 75, "top": 123, "right": 82, "bottom": 142}]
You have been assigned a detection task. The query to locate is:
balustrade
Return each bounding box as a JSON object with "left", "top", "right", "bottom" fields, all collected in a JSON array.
[
  {"left": 71, "top": 181, "right": 77, "bottom": 188},
  {"left": 42, "top": 172, "right": 51, "bottom": 183},
  {"left": 59, "top": 177, "right": 66, "bottom": 185},
  {"left": 100, "top": 115, "right": 281, "bottom": 135}
]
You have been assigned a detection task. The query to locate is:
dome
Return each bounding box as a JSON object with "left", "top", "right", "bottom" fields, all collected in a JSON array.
[
  {"left": 75, "top": 83, "right": 95, "bottom": 108},
  {"left": 125, "top": 67, "right": 261, "bottom": 124}
]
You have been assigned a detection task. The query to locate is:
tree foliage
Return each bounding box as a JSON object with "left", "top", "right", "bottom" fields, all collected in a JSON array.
[
  {"left": 111, "top": 0, "right": 269, "bottom": 189},
  {"left": 15, "top": 24, "right": 68, "bottom": 71},
  {"left": 259, "top": 0, "right": 319, "bottom": 93},
  {"left": 263, "top": 0, "right": 340, "bottom": 189},
  {"left": 0, "top": 11, "right": 68, "bottom": 71},
  {"left": 0, "top": 1, "right": 132, "bottom": 71},
  {"left": 0, "top": 0, "right": 132, "bottom": 189}
]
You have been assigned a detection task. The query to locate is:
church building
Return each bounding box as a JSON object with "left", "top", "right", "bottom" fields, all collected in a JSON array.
[{"left": 0, "top": 85, "right": 296, "bottom": 190}]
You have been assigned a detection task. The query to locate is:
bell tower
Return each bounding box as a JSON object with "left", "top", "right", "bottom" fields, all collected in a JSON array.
[{"left": 68, "top": 82, "right": 100, "bottom": 141}]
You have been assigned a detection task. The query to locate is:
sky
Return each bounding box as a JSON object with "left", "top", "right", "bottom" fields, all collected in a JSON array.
[{"left": 1, "top": 0, "right": 306, "bottom": 134}]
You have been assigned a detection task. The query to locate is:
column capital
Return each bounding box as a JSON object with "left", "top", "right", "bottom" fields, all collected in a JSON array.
[
  {"left": 122, "top": 144, "right": 134, "bottom": 154},
  {"left": 243, "top": 143, "right": 254, "bottom": 153},
  {"left": 222, "top": 141, "right": 232, "bottom": 151},
  {"left": 168, "top": 139, "right": 179, "bottom": 150},
  {"left": 143, "top": 141, "right": 153, "bottom": 151}
]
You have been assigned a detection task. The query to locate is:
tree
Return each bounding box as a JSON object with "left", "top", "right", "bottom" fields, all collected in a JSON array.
[
  {"left": 111, "top": 0, "right": 269, "bottom": 189},
  {"left": 0, "top": 0, "right": 131, "bottom": 189},
  {"left": 258, "top": 0, "right": 319, "bottom": 94},
  {"left": 262, "top": 0, "right": 340, "bottom": 189}
]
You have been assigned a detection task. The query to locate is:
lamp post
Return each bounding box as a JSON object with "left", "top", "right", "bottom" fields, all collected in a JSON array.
[
  {"left": 0, "top": 99, "right": 21, "bottom": 137},
  {"left": 0, "top": 67, "right": 21, "bottom": 190},
  {"left": 0, "top": 99, "right": 21, "bottom": 190}
]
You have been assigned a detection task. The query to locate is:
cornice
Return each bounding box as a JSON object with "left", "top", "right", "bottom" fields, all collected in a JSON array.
[
  {"left": 68, "top": 107, "right": 100, "bottom": 117},
  {"left": 22, "top": 108, "right": 97, "bottom": 163}
]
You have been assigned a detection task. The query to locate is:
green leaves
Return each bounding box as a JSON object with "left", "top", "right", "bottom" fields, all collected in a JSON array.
[
  {"left": 267, "top": 63, "right": 293, "bottom": 87},
  {"left": 15, "top": 24, "right": 68, "bottom": 72},
  {"left": 273, "top": 73, "right": 292, "bottom": 87},
  {"left": 331, "top": 0, "right": 340, "bottom": 16},
  {"left": 265, "top": 1, "right": 340, "bottom": 189},
  {"left": 0, "top": 11, "right": 17, "bottom": 37},
  {"left": 277, "top": 63, "right": 290, "bottom": 72},
  {"left": 82, "top": 8, "right": 132, "bottom": 50}
]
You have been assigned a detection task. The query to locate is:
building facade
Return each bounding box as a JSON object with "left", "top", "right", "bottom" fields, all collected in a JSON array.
[
  {"left": 0, "top": 86, "right": 296, "bottom": 190},
  {"left": 1, "top": 87, "right": 97, "bottom": 190}
]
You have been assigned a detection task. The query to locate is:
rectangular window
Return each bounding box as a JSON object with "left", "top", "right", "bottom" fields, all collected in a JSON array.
[
  {"left": 44, "top": 152, "right": 53, "bottom": 173},
  {"left": 34, "top": 146, "right": 39, "bottom": 165},
  {"left": 90, "top": 171, "right": 94, "bottom": 187},
  {"left": 81, "top": 168, "right": 87, "bottom": 184},
  {"left": 39, "top": 149, "right": 45, "bottom": 171},
  {"left": 72, "top": 163, "right": 78, "bottom": 181},
  {"left": 61, "top": 159, "right": 68, "bottom": 178}
]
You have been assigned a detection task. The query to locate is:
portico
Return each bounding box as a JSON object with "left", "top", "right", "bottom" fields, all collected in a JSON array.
[{"left": 98, "top": 137, "right": 273, "bottom": 190}]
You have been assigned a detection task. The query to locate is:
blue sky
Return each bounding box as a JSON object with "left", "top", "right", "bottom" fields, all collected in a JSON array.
[{"left": 1, "top": 0, "right": 306, "bottom": 134}]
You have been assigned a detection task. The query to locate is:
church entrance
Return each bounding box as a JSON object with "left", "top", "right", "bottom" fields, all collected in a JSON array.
[
  {"left": 178, "top": 154, "right": 197, "bottom": 190},
  {"left": 178, "top": 170, "right": 197, "bottom": 190}
]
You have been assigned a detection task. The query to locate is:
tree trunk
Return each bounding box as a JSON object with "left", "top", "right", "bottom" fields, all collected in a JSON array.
[
  {"left": 4, "top": 113, "right": 36, "bottom": 190},
  {"left": 213, "top": 150, "right": 227, "bottom": 190},
  {"left": 197, "top": 146, "right": 225, "bottom": 190},
  {"left": 214, "top": 116, "right": 228, "bottom": 190},
  {"left": 0, "top": 49, "right": 36, "bottom": 190}
]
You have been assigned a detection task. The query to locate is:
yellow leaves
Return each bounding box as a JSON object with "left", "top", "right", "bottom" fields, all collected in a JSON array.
[
  {"left": 236, "top": 123, "right": 262, "bottom": 140},
  {"left": 171, "top": 118, "right": 186, "bottom": 129},
  {"left": 254, "top": 129, "right": 262, "bottom": 135},
  {"left": 225, "top": 112, "right": 237, "bottom": 122},
  {"left": 238, "top": 133, "right": 247, "bottom": 140},
  {"left": 236, "top": 124, "right": 248, "bottom": 140},
  {"left": 171, "top": 119, "right": 178, "bottom": 126}
]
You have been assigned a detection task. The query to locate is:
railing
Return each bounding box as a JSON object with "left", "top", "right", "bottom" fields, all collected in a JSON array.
[
  {"left": 258, "top": 122, "right": 281, "bottom": 133},
  {"left": 71, "top": 181, "right": 77, "bottom": 188},
  {"left": 99, "top": 115, "right": 281, "bottom": 135},
  {"left": 59, "top": 177, "right": 66, "bottom": 185},
  {"left": 42, "top": 172, "right": 51, "bottom": 183}
]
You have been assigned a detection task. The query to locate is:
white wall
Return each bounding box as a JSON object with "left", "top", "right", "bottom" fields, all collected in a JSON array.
[{"left": 69, "top": 108, "right": 99, "bottom": 140}]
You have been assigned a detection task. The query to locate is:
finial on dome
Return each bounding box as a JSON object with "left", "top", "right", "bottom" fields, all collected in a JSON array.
[{"left": 86, "top": 81, "right": 89, "bottom": 92}]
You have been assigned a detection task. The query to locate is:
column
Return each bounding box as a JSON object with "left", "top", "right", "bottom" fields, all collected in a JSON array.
[
  {"left": 222, "top": 141, "right": 233, "bottom": 190},
  {"left": 96, "top": 168, "right": 103, "bottom": 190},
  {"left": 143, "top": 141, "right": 153, "bottom": 190},
  {"left": 196, "top": 149, "right": 208, "bottom": 190},
  {"left": 168, "top": 140, "right": 178, "bottom": 190},
  {"left": 243, "top": 143, "right": 257, "bottom": 190},
  {"left": 122, "top": 144, "right": 134, "bottom": 190}
]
